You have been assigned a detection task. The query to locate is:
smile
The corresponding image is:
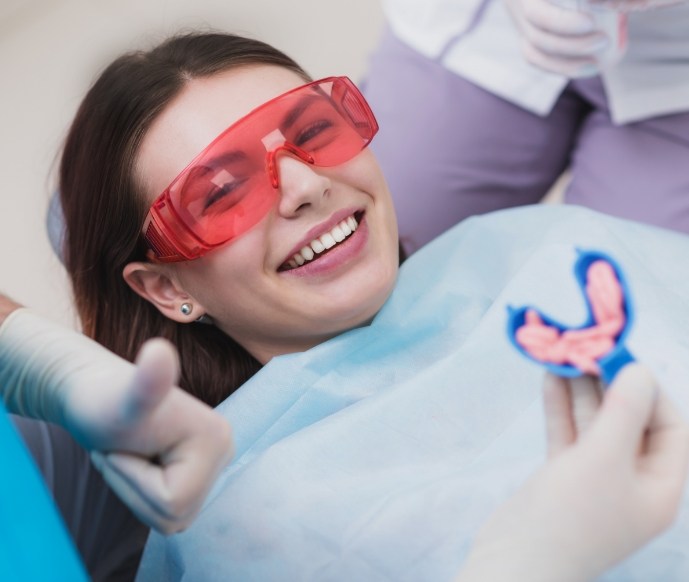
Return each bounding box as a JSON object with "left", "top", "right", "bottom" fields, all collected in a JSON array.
[{"left": 280, "top": 212, "right": 362, "bottom": 271}]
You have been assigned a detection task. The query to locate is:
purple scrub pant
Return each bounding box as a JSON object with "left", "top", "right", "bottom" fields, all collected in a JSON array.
[{"left": 363, "top": 28, "right": 689, "bottom": 254}]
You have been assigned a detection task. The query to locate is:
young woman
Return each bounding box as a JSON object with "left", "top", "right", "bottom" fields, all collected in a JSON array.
[{"left": 45, "top": 31, "right": 689, "bottom": 580}]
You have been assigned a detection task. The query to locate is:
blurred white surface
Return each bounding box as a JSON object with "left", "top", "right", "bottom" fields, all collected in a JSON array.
[{"left": 0, "top": 0, "right": 384, "bottom": 327}]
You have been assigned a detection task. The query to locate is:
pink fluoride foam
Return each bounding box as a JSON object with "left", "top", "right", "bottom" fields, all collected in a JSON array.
[{"left": 515, "top": 260, "right": 625, "bottom": 375}]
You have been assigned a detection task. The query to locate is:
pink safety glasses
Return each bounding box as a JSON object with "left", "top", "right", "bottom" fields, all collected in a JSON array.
[{"left": 142, "top": 76, "right": 378, "bottom": 262}]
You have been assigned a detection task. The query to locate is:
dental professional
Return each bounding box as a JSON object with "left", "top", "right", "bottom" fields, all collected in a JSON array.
[
  {"left": 363, "top": 0, "right": 689, "bottom": 253},
  {"left": 0, "top": 293, "right": 233, "bottom": 579},
  {"left": 39, "top": 31, "right": 689, "bottom": 581}
]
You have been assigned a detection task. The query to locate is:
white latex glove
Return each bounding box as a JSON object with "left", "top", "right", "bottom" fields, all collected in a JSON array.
[
  {"left": 589, "top": 0, "right": 684, "bottom": 10},
  {"left": 457, "top": 364, "right": 689, "bottom": 582},
  {"left": 504, "top": 0, "right": 619, "bottom": 76},
  {"left": 0, "top": 308, "right": 233, "bottom": 534}
]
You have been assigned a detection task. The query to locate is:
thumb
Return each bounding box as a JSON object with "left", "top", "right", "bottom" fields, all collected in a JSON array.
[
  {"left": 123, "top": 338, "right": 180, "bottom": 422},
  {"left": 582, "top": 363, "right": 658, "bottom": 459},
  {"left": 91, "top": 450, "right": 188, "bottom": 533}
]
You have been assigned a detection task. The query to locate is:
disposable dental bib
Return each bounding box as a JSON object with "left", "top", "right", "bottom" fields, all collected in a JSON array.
[{"left": 138, "top": 207, "right": 689, "bottom": 582}]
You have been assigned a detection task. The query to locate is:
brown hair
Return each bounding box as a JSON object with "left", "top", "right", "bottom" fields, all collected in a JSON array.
[{"left": 59, "top": 32, "right": 310, "bottom": 406}]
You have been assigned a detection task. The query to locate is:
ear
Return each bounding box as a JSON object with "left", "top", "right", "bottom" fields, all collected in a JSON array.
[{"left": 122, "top": 261, "right": 206, "bottom": 323}]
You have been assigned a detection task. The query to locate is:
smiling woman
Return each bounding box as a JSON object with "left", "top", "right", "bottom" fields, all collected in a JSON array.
[
  {"left": 51, "top": 30, "right": 689, "bottom": 582},
  {"left": 60, "top": 34, "right": 345, "bottom": 406},
  {"left": 123, "top": 64, "right": 399, "bottom": 365},
  {"left": 59, "top": 34, "right": 399, "bottom": 400}
]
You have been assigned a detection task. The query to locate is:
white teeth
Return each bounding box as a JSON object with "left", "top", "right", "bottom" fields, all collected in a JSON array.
[
  {"left": 321, "top": 233, "right": 336, "bottom": 249},
  {"left": 300, "top": 246, "right": 314, "bottom": 261},
  {"left": 332, "top": 225, "right": 345, "bottom": 243},
  {"left": 311, "top": 239, "right": 325, "bottom": 254},
  {"left": 284, "top": 214, "right": 360, "bottom": 270}
]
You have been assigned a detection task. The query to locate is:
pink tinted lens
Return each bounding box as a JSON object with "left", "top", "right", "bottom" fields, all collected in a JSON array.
[{"left": 145, "top": 77, "right": 377, "bottom": 260}]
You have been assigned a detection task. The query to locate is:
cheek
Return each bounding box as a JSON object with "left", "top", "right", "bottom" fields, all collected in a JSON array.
[
  {"left": 340, "top": 151, "right": 385, "bottom": 189},
  {"left": 176, "top": 235, "right": 268, "bottom": 310},
  {"left": 358, "top": 163, "right": 398, "bottom": 242},
  {"left": 338, "top": 153, "right": 399, "bottom": 262},
  {"left": 349, "top": 154, "right": 396, "bottom": 220}
]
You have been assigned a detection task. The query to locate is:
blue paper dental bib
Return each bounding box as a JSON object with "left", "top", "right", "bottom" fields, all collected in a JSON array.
[{"left": 138, "top": 205, "right": 689, "bottom": 582}]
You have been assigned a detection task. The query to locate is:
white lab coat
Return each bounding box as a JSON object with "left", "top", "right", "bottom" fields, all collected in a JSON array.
[{"left": 383, "top": 0, "right": 689, "bottom": 124}]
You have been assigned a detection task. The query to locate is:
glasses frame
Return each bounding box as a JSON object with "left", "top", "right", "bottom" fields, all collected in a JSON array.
[{"left": 141, "top": 76, "right": 378, "bottom": 262}]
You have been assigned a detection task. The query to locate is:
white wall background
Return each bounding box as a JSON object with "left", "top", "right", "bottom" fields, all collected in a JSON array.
[{"left": 0, "top": 0, "right": 384, "bottom": 327}]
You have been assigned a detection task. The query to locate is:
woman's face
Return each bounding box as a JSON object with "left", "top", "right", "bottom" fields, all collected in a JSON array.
[{"left": 135, "top": 65, "right": 399, "bottom": 363}]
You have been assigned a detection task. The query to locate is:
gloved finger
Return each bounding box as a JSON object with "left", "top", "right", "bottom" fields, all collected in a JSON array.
[
  {"left": 522, "top": 41, "right": 600, "bottom": 76},
  {"left": 523, "top": 0, "right": 597, "bottom": 35},
  {"left": 522, "top": 19, "right": 609, "bottom": 57},
  {"left": 566, "top": 350, "right": 600, "bottom": 375},
  {"left": 569, "top": 374, "right": 604, "bottom": 435},
  {"left": 122, "top": 338, "right": 180, "bottom": 423},
  {"left": 543, "top": 373, "right": 576, "bottom": 457},
  {"left": 91, "top": 405, "right": 233, "bottom": 532},
  {"left": 588, "top": 0, "right": 681, "bottom": 11},
  {"left": 582, "top": 364, "right": 658, "bottom": 460},
  {"left": 639, "top": 389, "right": 689, "bottom": 486},
  {"left": 91, "top": 450, "right": 197, "bottom": 534}
]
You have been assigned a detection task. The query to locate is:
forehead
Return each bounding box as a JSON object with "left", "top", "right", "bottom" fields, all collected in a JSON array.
[{"left": 137, "top": 65, "right": 307, "bottom": 201}]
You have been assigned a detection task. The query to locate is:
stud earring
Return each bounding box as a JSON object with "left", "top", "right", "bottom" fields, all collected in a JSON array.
[{"left": 180, "top": 302, "right": 193, "bottom": 316}]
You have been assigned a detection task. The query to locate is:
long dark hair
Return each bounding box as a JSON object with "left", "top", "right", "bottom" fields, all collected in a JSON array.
[{"left": 59, "top": 32, "right": 310, "bottom": 406}]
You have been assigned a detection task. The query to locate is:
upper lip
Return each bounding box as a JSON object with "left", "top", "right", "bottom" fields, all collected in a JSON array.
[{"left": 279, "top": 207, "right": 362, "bottom": 267}]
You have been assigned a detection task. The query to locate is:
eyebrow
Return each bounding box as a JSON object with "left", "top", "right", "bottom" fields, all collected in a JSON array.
[
  {"left": 201, "top": 149, "right": 249, "bottom": 169},
  {"left": 193, "top": 91, "right": 328, "bottom": 169},
  {"left": 178, "top": 150, "right": 249, "bottom": 207},
  {"left": 280, "top": 94, "right": 322, "bottom": 132}
]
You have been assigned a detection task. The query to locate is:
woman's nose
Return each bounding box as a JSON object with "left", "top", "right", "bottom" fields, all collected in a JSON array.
[{"left": 274, "top": 154, "right": 331, "bottom": 217}]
